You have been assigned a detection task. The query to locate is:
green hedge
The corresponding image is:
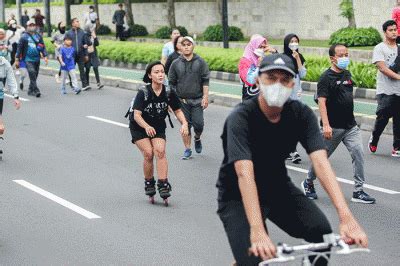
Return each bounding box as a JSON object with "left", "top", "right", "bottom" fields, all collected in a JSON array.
[
  {"left": 155, "top": 26, "right": 189, "bottom": 39},
  {"left": 97, "top": 24, "right": 112, "bottom": 35},
  {"left": 203, "top": 24, "right": 244, "bottom": 41},
  {"left": 43, "top": 39, "right": 378, "bottom": 89},
  {"left": 329, "top": 27, "right": 382, "bottom": 47}
]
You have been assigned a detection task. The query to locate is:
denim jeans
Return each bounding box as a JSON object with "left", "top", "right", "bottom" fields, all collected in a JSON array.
[
  {"left": 307, "top": 126, "right": 365, "bottom": 192},
  {"left": 25, "top": 61, "right": 40, "bottom": 94},
  {"left": 371, "top": 94, "right": 400, "bottom": 149}
]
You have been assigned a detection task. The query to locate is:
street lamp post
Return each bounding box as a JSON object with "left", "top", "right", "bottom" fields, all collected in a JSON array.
[
  {"left": 222, "top": 0, "right": 229, "bottom": 49},
  {"left": 44, "top": 0, "right": 51, "bottom": 37},
  {"left": 0, "top": 0, "right": 5, "bottom": 23}
]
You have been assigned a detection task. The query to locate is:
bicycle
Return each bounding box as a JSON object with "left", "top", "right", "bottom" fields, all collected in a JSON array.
[{"left": 259, "top": 233, "right": 370, "bottom": 266}]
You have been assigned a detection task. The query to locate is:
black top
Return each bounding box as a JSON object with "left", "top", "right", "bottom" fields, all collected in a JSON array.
[
  {"left": 130, "top": 85, "right": 181, "bottom": 134},
  {"left": 217, "top": 97, "right": 326, "bottom": 203},
  {"left": 165, "top": 51, "right": 180, "bottom": 76},
  {"left": 113, "top": 10, "right": 126, "bottom": 26},
  {"left": 317, "top": 68, "right": 356, "bottom": 129}
]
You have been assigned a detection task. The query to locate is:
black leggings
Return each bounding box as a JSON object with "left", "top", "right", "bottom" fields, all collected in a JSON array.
[
  {"left": 85, "top": 65, "right": 100, "bottom": 84},
  {"left": 217, "top": 181, "right": 332, "bottom": 266}
]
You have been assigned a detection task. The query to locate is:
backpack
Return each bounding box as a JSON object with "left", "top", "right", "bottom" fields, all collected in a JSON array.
[{"left": 125, "top": 84, "right": 174, "bottom": 128}]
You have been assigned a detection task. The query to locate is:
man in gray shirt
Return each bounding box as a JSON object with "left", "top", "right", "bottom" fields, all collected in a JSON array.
[
  {"left": 370, "top": 20, "right": 400, "bottom": 157},
  {"left": 168, "top": 36, "right": 210, "bottom": 160},
  {"left": 112, "top": 3, "right": 126, "bottom": 41}
]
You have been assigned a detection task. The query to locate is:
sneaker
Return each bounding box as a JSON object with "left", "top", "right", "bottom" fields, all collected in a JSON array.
[
  {"left": 82, "top": 86, "right": 92, "bottom": 91},
  {"left": 19, "top": 82, "right": 23, "bottom": 91},
  {"left": 35, "top": 91, "right": 41, "bottom": 98},
  {"left": 182, "top": 148, "right": 192, "bottom": 160},
  {"left": 61, "top": 87, "right": 67, "bottom": 95},
  {"left": 74, "top": 88, "right": 81, "bottom": 95},
  {"left": 290, "top": 152, "right": 301, "bottom": 164},
  {"left": 392, "top": 148, "right": 400, "bottom": 157},
  {"left": 27, "top": 91, "right": 35, "bottom": 96},
  {"left": 368, "top": 136, "right": 377, "bottom": 154},
  {"left": 301, "top": 180, "right": 318, "bottom": 200},
  {"left": 194, "top": 137, "right": 202, "bottom": 154},
  {"left": 351, "top": 191, "right": 376, "bottom": 204},
  {"left": 55, "top": 74, "right": 61, "bottom": 83},
  {"left": 97, "top": 83, "right": 104, "bottom": 90}
]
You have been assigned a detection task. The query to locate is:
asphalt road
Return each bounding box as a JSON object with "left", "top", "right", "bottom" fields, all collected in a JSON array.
[{"left": 0, "top": 74, "right": 399, "bottom": 265}]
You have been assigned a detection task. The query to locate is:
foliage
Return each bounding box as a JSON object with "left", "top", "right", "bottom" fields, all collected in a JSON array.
[
  {"left": 42, "top": 38, "right": 378, "bottom": 89},
  {"left": 97, "top": 24, "right": 112, "bottom": 35},
  {"left": 128, "top": 24, "right": 149, "bottom": 37},
  {"left": 329, "top": 27, "right": 382, "bottom": 47},
  {"left": 203, "top": 24, "right": 244, "bottom": 42},
  {"left": 0, "top": 23, "right": 7, "bottom": 30},
  {"left": 155, "top": 26, "right": 188, "bottom": 39},
  {"left": 44, "top": 24, "right": 58, "bottom": 33},
  {"left": 339, "top": 0, "right": 355, "bottom": 19}
]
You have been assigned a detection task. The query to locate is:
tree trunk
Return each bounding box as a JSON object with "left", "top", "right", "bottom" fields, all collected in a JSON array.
[
  {"left": 348, "top": 0, "right": 357, "bottom": 28},
  {"left": 94, "top": 0, "right": 100, "bottom": 24},
  {"left": 167, "top": 0, "right": 176, "bottom": 28},
  {"left": 44, "top": 0, "right": 51, "bottom": 37},
  {"left": 65, "top": 0, "right": 72, "bottom": 27},
  {"left": 0, "top": 0, "right": 5, "bottom": 23},
  {"left": 216, "top": 0, "right": 223, "bottom": 23},
  {"left": 16, "top": 0, "right": 22, "bottom": 25},
  {"left": 124, "top": 0, "right": 135, "bottom": 27}
]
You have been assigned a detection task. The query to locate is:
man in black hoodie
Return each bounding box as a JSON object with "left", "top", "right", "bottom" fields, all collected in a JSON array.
[
  {"left": 168, "top": 36, "right": 210, "bottom": 160},
  {"left": 66, "top": 18, "right": 91, "bottom": 91}
]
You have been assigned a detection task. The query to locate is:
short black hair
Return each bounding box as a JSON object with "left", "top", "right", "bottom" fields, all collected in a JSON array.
[
  {"left": 382, "top": 20, "right": 397, "bottom": 32},
  {"left": 118, "top": 3, "right": 123, "bottom": 7},
  {"left": 71, "top": 18, "right": 78, "bottom": 24},
  {"left": 64, "top": 35, "right": 73, "bottom": 41},
  {"left": 329, "top": 43, "right": 347, "bottom": 57},
  {"left": 89, "top": 5, "right": 94, "bottom": 9},
  {"left": 143, "top": 61, "right": 165, "bottom": 83}
]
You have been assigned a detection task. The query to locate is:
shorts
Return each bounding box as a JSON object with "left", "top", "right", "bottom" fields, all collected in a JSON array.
[
  {"left": 0, "top": 98, "right": 3, "bottom": 115},
  {"left": 130, "top": 128, "right": 166, "bottom": 144}
]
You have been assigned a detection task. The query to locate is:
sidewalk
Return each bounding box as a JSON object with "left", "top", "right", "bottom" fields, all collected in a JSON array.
[{"left": 40, "top": 60, "right": 393, "bottom": 135}]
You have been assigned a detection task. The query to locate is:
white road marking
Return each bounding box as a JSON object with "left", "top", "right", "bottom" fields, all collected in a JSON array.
[
  {"left": 286, "top": 165, "right": 400, "bottom": 195},
  {"left": 4, "top": 93, "right": 30, "bottom": 102},
  {"left": 86, "top": 116, "right": 128, "bottom": 128},
  {"left": 13, "top": 180, "right": 101, "bottom": 219}
]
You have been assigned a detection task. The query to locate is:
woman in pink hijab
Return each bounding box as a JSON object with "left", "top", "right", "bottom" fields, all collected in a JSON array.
[{"left": 238, "top": 35, "right": 277, "bottom": 100}]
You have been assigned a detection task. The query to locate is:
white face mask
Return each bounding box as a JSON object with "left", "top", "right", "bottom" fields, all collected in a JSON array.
[
  {"left": 289, "top": 42, "right": 299, "bottom": 51},
  {"left": 260, "top": 82, "right": 292, "bottom": 108},
  {"left": 254, "top": 48, "right": 265, "bottom": 57}
]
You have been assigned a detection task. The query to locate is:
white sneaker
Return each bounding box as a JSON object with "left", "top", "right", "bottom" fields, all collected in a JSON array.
[{"left": 55, "top": 74, "right": 61, "bottom": 83}]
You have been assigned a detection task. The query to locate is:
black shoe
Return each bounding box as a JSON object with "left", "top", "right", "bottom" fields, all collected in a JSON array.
[
  {"left": 19, "top": 82, "right": 24, "bottom": 91},
  {"left": 27, "top": 91, "right": 35, "bottom": 96},
  {"left": 291, "top": 152, "right": 301, "bottom": 164},
  {"left": 194, "top": 137, "right": 202, "bottom": 154},
  {"left": 301, "top": 180, "right": 318, "bottom": 200},
  {"left": 351, "top": 191, "right": 376, "bottom": 204},
  {"left": 35, "top": 91, "right": 41, "bottom": 98},
  {"left": 82, "top": 86, "right": 92, "bottom": 91}
]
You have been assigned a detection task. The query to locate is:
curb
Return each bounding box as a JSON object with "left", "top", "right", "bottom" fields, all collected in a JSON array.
[{"left": 38, "top": 66, "right": 392, "bottom": 136}]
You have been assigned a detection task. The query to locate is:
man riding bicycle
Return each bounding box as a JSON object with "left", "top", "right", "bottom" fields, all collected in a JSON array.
[{"left": 216, "top": 54, "right": 368, "bottom": 265}]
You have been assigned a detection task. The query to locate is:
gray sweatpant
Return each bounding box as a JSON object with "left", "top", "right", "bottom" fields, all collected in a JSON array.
[
  {"left": 307, "top": 126, "right": 365, "bottom": 192},
  {"left": 180, "top": 98, "right": 204, "bottom": 136},
  {"left": 61, "top": 69, "right": 79, "bottom": 91}
]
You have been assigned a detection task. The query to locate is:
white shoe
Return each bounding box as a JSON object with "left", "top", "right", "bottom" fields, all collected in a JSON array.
[{"left": 55, "top": 74, "right": 61, "bottom": 83}]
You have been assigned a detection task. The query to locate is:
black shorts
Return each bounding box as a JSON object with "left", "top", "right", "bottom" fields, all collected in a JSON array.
[
  {"left": 0, "top": 98, "right": 3, "bottom": 115},
  {"left": 130, "top": 128, "right": 166, "bottom": 144}
]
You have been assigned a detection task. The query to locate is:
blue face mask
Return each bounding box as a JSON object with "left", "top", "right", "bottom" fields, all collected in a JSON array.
[
  {"left": 0, "top": 50, "right": 7, "bottom": 57},
  {"left": 336, "top": 57, "right": 350, "bottom": 69}
]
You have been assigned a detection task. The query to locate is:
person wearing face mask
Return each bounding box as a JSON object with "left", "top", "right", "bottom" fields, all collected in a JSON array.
[
  {"left": 84, "top": 5, "right": 98, "bottom": 33},
  {"left": 0, "top": 29, "right": 12, "bottom": 63},
  {"left": 283, "top": 33, "right": 307, "bottom": 164},
  {"left": 6, "top": 19, "right": 24, "bottom": 66},
  {"left": 15, "top": 20, "right": 48, "bottom": 98},
  {"left": 301, "top": 44, "right": 375, "bottom": 204},
  {"left": 216, "top": 53, "right": 369, "bottom": 265},
  {"left": 238, "top": 35, "right": 277, "bottom": 101},
  {"left": 51, "top": 22, "right": 68, "bottom": 83}
]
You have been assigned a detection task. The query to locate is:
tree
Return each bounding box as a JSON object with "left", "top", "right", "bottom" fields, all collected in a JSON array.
[
  {"left": 16, "top": 0, "right": 22, "bottom": 25},
  {"left": 124, "top": 0, "right": 135, "bottom": 27},
  {"left": 340, "top": 0, "right": 356, "bottom": 28},
  {"left": 216, "top": 0, "right": 223, "bottom": 22},
  {"left": 166, "top": 0, "right": 176, "bottom": 28},
  {"left": 0, "top": 0, "right": 5, "bottom": 23},
  {"left": 94, "top": 0, "right": 100, "bottom": 24},
  {"left": 44, "top": 0, "right": 51, "bottom": 37},
  {"left": 65, "top": 0, "right": 72, "bottom": 27}
]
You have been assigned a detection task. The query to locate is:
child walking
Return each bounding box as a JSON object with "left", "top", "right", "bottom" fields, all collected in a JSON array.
[{"left": 58, "top": 36, "right": 81, "bottom": 95}]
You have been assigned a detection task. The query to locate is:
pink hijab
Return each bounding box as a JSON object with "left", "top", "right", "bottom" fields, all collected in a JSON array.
[{"left": 243, "top": 35, "right": 267, "bottom": 66}]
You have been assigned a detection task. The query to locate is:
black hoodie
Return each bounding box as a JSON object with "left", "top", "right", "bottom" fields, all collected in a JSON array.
[{"left": 168, "top": 54, "right": 210, "bottom": 99}]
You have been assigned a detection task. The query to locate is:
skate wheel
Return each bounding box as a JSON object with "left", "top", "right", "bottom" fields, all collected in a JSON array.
[
  {"left": 163, "top": 198, "right": 168, "bottom": 207},
  {"left": 149, "top": 196, "right": 155, "bottom": 204}
]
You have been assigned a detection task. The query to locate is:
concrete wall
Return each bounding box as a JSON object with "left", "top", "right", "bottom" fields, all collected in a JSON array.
[{"left": 4, "top": 0, "right": 396, "bottom": 39}]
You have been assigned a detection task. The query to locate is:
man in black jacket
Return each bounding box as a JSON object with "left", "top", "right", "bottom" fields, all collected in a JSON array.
[
  {"left": 66, "top": 18, "right": 91, "bottom": 91},
  {"left": 168, "top": 36, "right": 210, "bottom": 160}
]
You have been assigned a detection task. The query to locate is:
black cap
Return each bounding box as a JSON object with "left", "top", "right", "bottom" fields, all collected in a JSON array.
[{"left": 259, "top": 54, "right": 296, "bottom": 77}]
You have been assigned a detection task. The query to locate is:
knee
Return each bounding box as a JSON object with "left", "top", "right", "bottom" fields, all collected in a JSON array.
[
  {"left": 153, "top": 148, "right": 166, "bottom": 160},
  {"left": 0, "top": 125, "right": 4, "bottom": 135},
  {"left": 143, "top": 150, "right": 154, "bottom": 162},
  {"left": 304, "top": 221, "right": 333, "bottom": 243}
]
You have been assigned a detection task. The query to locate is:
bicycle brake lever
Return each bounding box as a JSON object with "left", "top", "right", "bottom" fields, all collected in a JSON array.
[{"left": 258, "top": 256, "right": 296, "bottom": 265}]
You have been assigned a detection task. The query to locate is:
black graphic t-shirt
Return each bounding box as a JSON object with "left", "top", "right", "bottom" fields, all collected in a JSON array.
[
  {"left": 130, "top": 85, "right": 181, "bottom": 134},
  {"left": 317, "top": 68, "right": 356, "bottom": 129}
]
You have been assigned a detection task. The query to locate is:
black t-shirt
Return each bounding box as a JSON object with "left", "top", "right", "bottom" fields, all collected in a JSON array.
[
  {"left": 216, "top": 97, "right": 326, "bottom": 203},
  {"left": 130, "top": 85, "right": 181, "bottom": 134},
  {"left": 317, "top": 68, "right": 356, "bottom": 129}
]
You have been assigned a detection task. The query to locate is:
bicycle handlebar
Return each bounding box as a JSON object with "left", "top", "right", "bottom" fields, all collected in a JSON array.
[{"left": 259, "top": 234, "right": 370, "bottom": 265}]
